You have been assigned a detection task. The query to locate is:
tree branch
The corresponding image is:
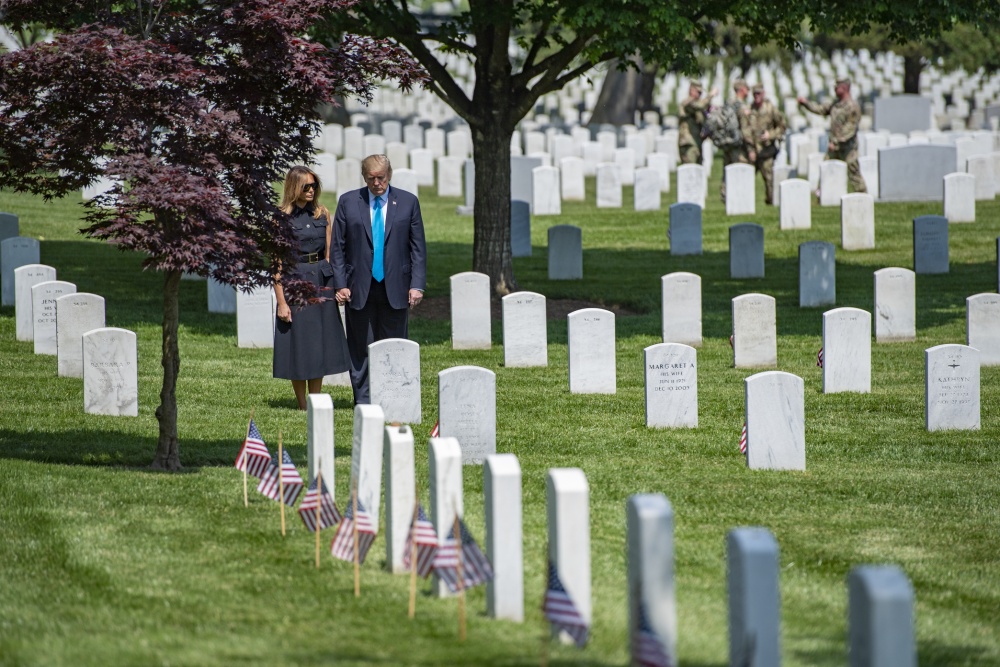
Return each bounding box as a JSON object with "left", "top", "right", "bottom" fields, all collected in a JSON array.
[
  {"left": 392, "top": 32, "right": 472, "bottom": 120},
  {"left": 521, "top": 16, "right": 551, "bottom": 72},
  {"left": 512, "top": 32, "right": 592, "bottom": 89}
]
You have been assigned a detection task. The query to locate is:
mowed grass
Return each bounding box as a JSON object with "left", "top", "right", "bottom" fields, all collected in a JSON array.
[{"left": 0, "top": 163, "right": 998, "bottom": 667}]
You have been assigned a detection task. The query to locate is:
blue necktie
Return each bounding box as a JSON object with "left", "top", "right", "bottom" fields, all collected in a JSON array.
[{"left": 372, "top": 195, "right": 384, "bottom": 282}]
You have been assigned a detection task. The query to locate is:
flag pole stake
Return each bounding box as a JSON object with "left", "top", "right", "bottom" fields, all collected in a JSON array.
[
  {"left": 242, "top": 410, "right": 254, "bottom": 507},
  {"left": 278, "top": 432, "right": 286, "bottom": 537},
  {"left": 314, "top": 465, "right": 323, "bottom": 569},
  {"left": 540, "top": 542, "right": 550, "bottom": 667},
  {"left": 352, "top": 483, "right": 360, "bottom": 597},
  {"left": 408, "top": 493, "right": 420, "bottom": 619},
  {"left": 455, "top": 512, "right": 466, "bottom": 642}
]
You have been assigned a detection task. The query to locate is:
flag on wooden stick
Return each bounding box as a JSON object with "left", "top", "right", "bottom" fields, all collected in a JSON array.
[
  {"left": 257, "top": 448, "right": 304, "bottom": 506},
  {"left": 432, "top": 516, "right": 494, "bottom": 592},
  {"left": 739, "top": 422, "right": 748, "bottom": 455},
  {"left": 816, "top": 346, "right": 824, "bottom": 368},
  {"left": 298, "top": 476, "right": 342, "bottom": 532},
  {"left": 632, "top": 601, "right": 670, "bottom": 667},
  {"left": 543, "top": 560, "right": 589, "bottom": 648},
  {"left": 430, "top": 420, "right": 440, "bottom": 437},
  {"left": 330, "top": 498, "right": 376, "bottom": 564},
  {"left": 402, "top": 503, "right": 438, "bottom": 577},
  {"left": 235, "top": 418, "right": 270, "bottom": 478}
]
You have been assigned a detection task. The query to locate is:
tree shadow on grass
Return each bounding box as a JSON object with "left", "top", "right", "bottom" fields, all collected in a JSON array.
[{"left": 0, "top": 427, "right": 332, "bottom": 470}]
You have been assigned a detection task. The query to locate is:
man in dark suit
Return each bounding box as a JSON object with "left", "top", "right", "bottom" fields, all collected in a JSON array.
[{"left": 332, "top": 154, "right": 427, "bottom": 404}]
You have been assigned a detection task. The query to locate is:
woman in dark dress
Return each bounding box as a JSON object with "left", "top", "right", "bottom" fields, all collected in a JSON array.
[{"left": 273, "top": 166, "right": 350, "bottom": 409}]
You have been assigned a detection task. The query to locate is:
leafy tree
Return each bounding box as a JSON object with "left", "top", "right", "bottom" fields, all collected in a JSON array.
[
  {"left": 319, "top": 0, "right": 994, "bottom": 296},
  {"left": 0, "top": 0, "right": 420, "bottom": 470}
]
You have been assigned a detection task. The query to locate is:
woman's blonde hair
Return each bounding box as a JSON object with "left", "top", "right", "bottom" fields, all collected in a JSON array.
[{"left": 279, "top": 165, "right": 328, "bottom": 219}]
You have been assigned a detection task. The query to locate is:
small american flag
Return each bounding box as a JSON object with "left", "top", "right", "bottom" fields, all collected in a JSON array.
[
  {"left": 402, "top": 504, "right": 438, "bottom": 577},
  {"left": 430, "top": 420, "right": 440, "bottom": 437},
  {"left": 234, "top": 419, "right": 271, "bottom": 478},
  {"left": 816, "top": 346, "right": 824, "bottom": 368},
  {"left": 543, "top": 560, "right": 589, "bottom": 648},
  {"left": 632, "top": 601, "right": 671, "bottom": 667},
  {"left": 256, "top": 449, "right": 304, "bottom": 506},
  {"left": 432, "top": 516, "right": 494, "bottom": 592},
  {"left": 330, "top": 498, "right": 376, "bottom": 564},
  {"left": 297, "top": 476, "right": 342, "bottom": 532},
  {"left": 739, "top": 422, "right": 748, "bottom": 455}
]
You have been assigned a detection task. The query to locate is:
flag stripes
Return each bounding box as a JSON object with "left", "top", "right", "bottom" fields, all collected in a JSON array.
[
  {"left": 632, "top": 601, "right": 671, "bottom": 667},
  {"left": 330, "top": 499, "right": 376, "bottom": 564},
  {"left": 544, "top": 560, "right": 589, "bottom": 648},
  {"left": 256, "top": 449, "right": 304, "bottom": 506},
  {"left": 433, "top": 517, "right": 494, "bottom": 592},
  {"left": 235, "top": 418, "right": 271, "bottom": 478},
  {"left": 817, "top": 346, "right": 824, "bottom": 368},
  {"left": 297, "top": 477, "right": 342, "bottom": 532},
  {"left": 739, "top": 421, "right": 748, "bottom": 455},
  {"left": 402, "top": 504, "right": 438, "bottom": 577}
]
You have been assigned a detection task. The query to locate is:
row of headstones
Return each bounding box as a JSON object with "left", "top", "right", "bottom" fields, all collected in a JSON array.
[
  {"left": 310, "top": 402, "right": 919, "bottom": 665},
  {"left": 0, "top": 238, "right": 138, "bottom": 417},
  {"left": 315, "top": 123, "right": 471, "bottom": 164}
]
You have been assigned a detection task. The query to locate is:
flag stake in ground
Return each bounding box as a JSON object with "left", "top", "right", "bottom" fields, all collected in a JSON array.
[
  {"left": 352, "top": 483, "right": 360, "bottom": 597},
  {"left": 278, "top": 432, "right": 286, "bottom": 537},
  {"left": 454, "top": 512, "right": 466, "bottom": 642},
  {"left": 243, "top": 410, "right": 254, "bottom": 507},
  {"left": 314, "top": 465, "right": 323, "bottom": 569},
  {"left": 408, "top": 495, "right": 420, "bottom": 619},
  {"left": 540, "top": 541, "right": 551, "bottom": 667}
]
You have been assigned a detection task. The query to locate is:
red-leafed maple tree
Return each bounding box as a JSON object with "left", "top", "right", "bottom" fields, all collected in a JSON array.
[{"left": 0, "top": 0, "right": 423, "bottom": 470}]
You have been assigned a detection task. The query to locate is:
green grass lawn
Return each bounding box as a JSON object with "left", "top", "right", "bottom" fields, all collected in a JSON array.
[{"left": 1, "top": 163, "right": 998, "bottom": 667}]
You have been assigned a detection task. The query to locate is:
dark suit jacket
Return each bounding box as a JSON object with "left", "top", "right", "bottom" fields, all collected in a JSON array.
[{"left": 331, "top": 185, "right": 427, "bottom": 311}]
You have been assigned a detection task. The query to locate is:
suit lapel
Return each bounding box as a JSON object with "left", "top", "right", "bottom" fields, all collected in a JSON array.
[
  {"left": 358, "top": 188, "right": 373, "bottom": 244},
  {"left": 383, "top": 186, "right": 396, "bottom": 242}
]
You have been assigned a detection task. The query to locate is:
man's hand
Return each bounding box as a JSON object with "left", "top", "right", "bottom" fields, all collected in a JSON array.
[
  {"left": 748, "top": 151, "right": 757, "bottom": 163},
  {"left": 797, "top": 96, "right": 806, "bottom": 104},
  {"left": 335, "top": 288, "right": 351, "bottom": 304},
  {"left": 408, "top": 289, "right": 423, "bottom": 308}
]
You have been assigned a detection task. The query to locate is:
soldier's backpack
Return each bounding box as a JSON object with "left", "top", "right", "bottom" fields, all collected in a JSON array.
[{"left": 705, "top": 101, "right": 743, "bottom": 149}]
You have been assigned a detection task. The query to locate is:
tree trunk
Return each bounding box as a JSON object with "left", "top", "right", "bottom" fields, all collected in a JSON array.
[
  {"left": 152, "top": 269, "right": 182, "bottom": 470},
  {"left": 903, "top": 55, "right": 922, "bottom": 94},
  {"left": 471, "top": 115, "right": 517, "bottom": 296},
  {"left": 590, "top": 61, "right": 641, "bottom": 126}
]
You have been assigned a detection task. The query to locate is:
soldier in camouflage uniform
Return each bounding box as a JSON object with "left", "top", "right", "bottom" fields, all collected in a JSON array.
[
  {"left": 720, "top": 79, "right": 752, "bottom": 202},
  {"left": 678, "top": 82, "right": 717, "bottom": 165},
  {"left": 797, "top": 78, "right": 866, "bottom": 193},
  {"left": 747, "top": 84, "right": 787, "bottom": 205}
]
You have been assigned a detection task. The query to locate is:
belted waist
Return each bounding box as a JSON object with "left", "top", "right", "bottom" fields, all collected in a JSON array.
[{"left": 298, "top": 252, "right": 323, "bottom": 263}]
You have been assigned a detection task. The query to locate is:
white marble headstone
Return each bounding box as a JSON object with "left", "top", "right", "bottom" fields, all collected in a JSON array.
[
  {"left": 429, "top": 436, "right": 463, "bottom": 597},
  {"left": 627, "top": 494, "right": 676, "bottom": 667},
  {"left": 307, "top": 393, "right": 335, "bottom": 500},
  {"left": 633, "top": 167, "right": 661, "bottom": 211},
  {"left": 236, "top": 286, "right": 275, "bottom": 349},
  {"left": 0, "top": 212, "right": 18, "bottom": 244},
  {"left": 342, "top": 126, "right": 364, "bottom": 161},
  {"left": 369, "top": 338, "right": 422, "bottom": 423},
  {"left": 56, "top": 292, "right": 106, "bottom": 377},
  {"left": 646, "top": 153, "right": 671, "bottom": 193},
  {"left": 484, "top": 454, "right": 523, "bottom": 621},
  {"left": 391, "top": 168, "right": 418, "bottom": 198},
  {"left": 335, "top": 157, "right": 363, "bottom": 201},
  {"left": 729, "top": 224, "right": 765, "bottom": 279},
  {"left": 438, "top": 365, "right": 496, "bottom": 464},
  {"left": 14, "top": 264, "right": 56, "bottom": 341},
  {"left": 841, "top": 193, "right": 875, "bottom": 250},
  {"left": 32, "top": 280, "right": 76, "bottom": 355},
  {"left": 614, "top": 147, "right": 636, "bottom": 185},
  {"left": 848, "top": 566, "right": 916, "bottom": 667},
  {"left": 943, "top": 172, "right": 976, "bottom": 223},
  {"left": 967, "top": 293, "right": 1000, "bottom": 366},
  {"left": 732, "top": 294, "right": 777, "bottom": 368},
  {"left": 596, "top": 163, "right": 622, "bottom": 208},
  {"left": 661, "top": 272, "right": 701, "bottom": 346},
  {"left": 725, "top": 163, "right": 756, "bottom": 216},
  {"left": 676, "top": 164, "right": 706, "bottom": 209},
  {"left": 350, "top": 403, "right": 386, "bottom": 532},
  {"left": 83, "top": 327, "right": 138, "bottom": 417},
  {"left": 568, "top": 308, "right": 616, "bottom": 394},
  {"left": 2, "top": 236, "right": 40, "bottom": 307},
  {"left": 547, "top": 468, "right": 591, "bottom": 641},
  {"left": 450, "top": 271, "right": 491, "bottom": 350},
  {"left": 799, "top": 241, "right": 836, "bottom": 308},
  {"left": 819, "top": 159, "right": 848, "bottom": 206},
  {"left": 532, "top": 166, "right": 561, "bottom": 215},
  {"left": 410, "top": 148, "right": 435, "bottom": 187},
  {"left": 966, "top": 154, "right": 996, "bottom": 200},
  {"left": 548, "top": 225, "right": 583, "bottom": 280},
  {"left": 383, "top": 424, "right": 415, "bottom": 573},
  {"left": 207, "top": 278, "right": 237, "bottom": 314},
  {"left": 925, "top": 344, "right": 980, "bottom": 431},
  {"left": 744, "top": 371, "right": 805, "bottom": 470},
  {"left": 560, "top": 157, "right": 585, "bottom": 201},
  {"left": 873, "top": 267, "right": 916, "bottom": 343},
  {"left": 779, "top": 179, "right": 812, "bottom": 230},
  {"left": 502, "top": 291, "right": 547, "bottom": 367},
  {"left": 823, "top": 307, "right": 872, "bottom": 393},
  {"left": 644, "top": 343, "right": 697, "bottom": 429},
  {"left": 727, "top": 528, "right": 781, "bottom": 667},
  {"left": 425, "top": 128, "right": 445, "bottom": 158},
  {"left": 436, "top": 156, "right": 464, "bottom": 197}
]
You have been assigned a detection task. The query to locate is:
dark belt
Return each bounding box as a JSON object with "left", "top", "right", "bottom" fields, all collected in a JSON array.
[{"left": 299, "top": 252, "right": 322, "bottom": 263}]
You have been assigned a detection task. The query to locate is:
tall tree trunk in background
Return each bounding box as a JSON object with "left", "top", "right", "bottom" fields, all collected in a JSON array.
[
  {"left": 589, "top": 61, "right": 641, "bottom": 125},
  {"left": 152, "top": 269, "right": 182, "bottom": 470},
  {"left": 903, "top": 54, "right": 923, "bottom": 94}
]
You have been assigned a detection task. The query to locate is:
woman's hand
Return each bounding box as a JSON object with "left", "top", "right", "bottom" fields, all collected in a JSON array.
[{"left": 277, "top": 302, "right": 292, "bottom": 323}]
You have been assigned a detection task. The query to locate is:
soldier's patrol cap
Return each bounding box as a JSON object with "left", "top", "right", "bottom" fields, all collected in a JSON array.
[
  {"left": 733, "top": 79, "right": 748, "bottom": 92},
  {"left": 690, "top": 81, "right": 704, "bottom": 91},
  {"left": 836, "top": 78, "right": 850, "bottom": 86},
  {"left": 752, "top": 83, "right": 765, "bottom": 94}
]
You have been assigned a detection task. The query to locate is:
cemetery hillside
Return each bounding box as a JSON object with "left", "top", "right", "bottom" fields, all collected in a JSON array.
[{"left": 2, "top": 37, "right": 1000, "bottom": 667}]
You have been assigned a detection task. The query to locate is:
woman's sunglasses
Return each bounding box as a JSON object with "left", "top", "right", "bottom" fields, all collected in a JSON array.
[{"left": 302, "top": 183, "right": 318, "bottom": 192}]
